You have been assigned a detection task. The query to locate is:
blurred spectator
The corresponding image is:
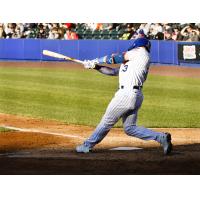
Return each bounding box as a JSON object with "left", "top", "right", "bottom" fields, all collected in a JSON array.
[
  {"left": 139, "top": 23, "right": 151, "bottom": 35},
  {"left": 57, "top": 27, "right": 65, "bottom": 39},
  {"left": 102, "top": 23, "right": 121, "bottom": 30},
  {"left": 171, "top": 27, "right": 183, "bottom": 41},
  {"left": 85, "top": 23, "right": 103, "bottom": 30},
  {"left": 164, "top": 28, "right": 173, "bottom": 40},
  {"left": 117, "top": 23, "right": 129, "bottom": 31},
  {"left": 4, "top": 23, "right": 14, "bottom": 38},
  {"left": 22, "top": 26, "right": 37, "bottom": 38},
  {"left": 162, "top": 23, "right": 172, "bottom": 31},
  {"left": 48, "top": 27, "right": 60, "bottom": 39},
  {"left": 195, "top": 23, "right": 200, "bottom": 29},
  {"left": 29, "top": 28, "right": 38, "bottom": 38},
  {"left": 181, "top": 25, "right": 200, "bottom": 41},
  {"left": 154, "top": 32, "right": 164, "bottom": 40},
  {"left": 102, "top": 23, "right": 113, "bottom": 30},
  {"left": 52, "top": 23, "right": 59, "bottom": 28},
  {"left": 148, "top": 23, "right": 163, "bottom": 39},
  {"left": 64, "top": 23, "right": 73, "bottom": 29},
  {"left": 37, "top": 26, "right": 48, "bottom": 39},
  {"left": 95, "top": 23, "right": 103, "bottom": 30},
  {"left": 120, "top": 24, "right": 135, "bottom": 40},
  {"left": 64, "top": 29, "right": 78, "bottom": 40},
  {"left": 22, "top": 27, "right": 31, "bottom": 38},
  {"left": 12, "top": 26, "right": 23, "bottom": 39},
  {"left": 76, "top": 23, "right": 86, "bottom": 30},
  {"left": 16, "top": 23, "right": 25, "bottom": 33},
  {"left": 0, "top": 25, "right": 6, "bottom": 38},
  {"left": 0, "top": 23, "right": 199, "bottom": 40}
]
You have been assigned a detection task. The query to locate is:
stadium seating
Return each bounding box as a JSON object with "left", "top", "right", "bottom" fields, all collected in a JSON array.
[
  {"left": 101, "top": 30, "right": 110, "bottom": 39},
  {"left": 109, "top": 29, "right": 119, "bottom": 39},
  {"left": 83, "top": 29, "right": 93, "bottom": 39},
  {"left": 92, "top": 30, "right": 101, "bottom": 39},
  {"left": 118, "top": 29, "right": 125, "bottom": 38},
  {"left": 76, "top": 29, "right": 85, "bottom": 39},
  {"left": 77, "top": 28, "right": 126, "bottom": 40},
  {"left": 1, "top": 23, "right": 199, "bottom": 41}
]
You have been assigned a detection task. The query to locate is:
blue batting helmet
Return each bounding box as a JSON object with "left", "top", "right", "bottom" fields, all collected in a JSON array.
[{"left": 128, "top": 37, "right": 151, "bottom": 52}]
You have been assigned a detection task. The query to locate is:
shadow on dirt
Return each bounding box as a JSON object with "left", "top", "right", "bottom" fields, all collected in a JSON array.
[{"left": 0, "top": 143, "right": 200, "bottom": 175}]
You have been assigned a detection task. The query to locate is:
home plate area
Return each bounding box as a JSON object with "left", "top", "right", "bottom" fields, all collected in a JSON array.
[
  {"left": 0, "top": 114, "right": 200, "bottom": 174},
  {"left": 110, "top": 147, "right": 142, "bottom": 151}
]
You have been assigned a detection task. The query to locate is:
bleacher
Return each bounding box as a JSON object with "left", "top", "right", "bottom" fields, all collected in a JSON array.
[{"left": 75, "top": 28, "right": 125, "bottom": 40}]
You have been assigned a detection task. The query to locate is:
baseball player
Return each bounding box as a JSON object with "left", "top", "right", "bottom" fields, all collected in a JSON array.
[{"left": 76, "top": 36, "right": 173, "bottom": 155}]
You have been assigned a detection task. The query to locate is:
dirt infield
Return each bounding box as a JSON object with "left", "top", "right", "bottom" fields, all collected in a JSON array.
[
  {"left": 0, "top": 113, "right": 200, "bottom": 175},
  {"left": 0, "top": 62, "right": 200, "bottom": 174}
]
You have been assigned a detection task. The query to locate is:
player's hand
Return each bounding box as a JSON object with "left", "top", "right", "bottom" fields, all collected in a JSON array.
[
  {"left": 91, "top": 58, "right": 99, "bottom": 64},
  {"left": 83, "top": 60, "right": 96, "bottom": 69}
]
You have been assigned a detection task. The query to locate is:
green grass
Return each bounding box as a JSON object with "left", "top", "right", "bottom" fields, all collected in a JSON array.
[{"left": 0, "top": 66, "right": 200, "bottom": 128}]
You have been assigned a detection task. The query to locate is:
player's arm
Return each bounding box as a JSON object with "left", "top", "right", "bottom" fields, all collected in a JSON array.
[
  {"left": 94, "top": 64, "right": 119, "bottom": 76},
  {"left": 83, "top": 60, "right": 119, "bottom": 76},
  {"left": 95, "top": 52, "right": 128, "bottom": 64}
]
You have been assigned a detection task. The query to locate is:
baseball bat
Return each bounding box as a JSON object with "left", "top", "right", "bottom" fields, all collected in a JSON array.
[{"left": 42, "top": 50, "right": 84, "bottom": 64}]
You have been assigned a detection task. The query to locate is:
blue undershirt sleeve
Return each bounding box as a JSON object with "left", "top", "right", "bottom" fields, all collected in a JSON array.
[
  {"left": 97, "top": 53, "right": 125, "bottom": 64},
  {"left": 95, "top": 65, "right": 119, "bottom": 76}
]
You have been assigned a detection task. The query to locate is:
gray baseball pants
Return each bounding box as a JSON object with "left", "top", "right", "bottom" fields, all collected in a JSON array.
[{"left": 84, "top": 88, "right": 165, "bottom": 148}]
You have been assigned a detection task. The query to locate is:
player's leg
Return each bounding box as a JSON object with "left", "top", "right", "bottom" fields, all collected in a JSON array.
[
  {"left": 122, "top": 109, "right": 164, "bottom": 142},
  {"left": 122, "top": 91, "right": 172, "bottom": 154},
  {"left": 76, "top": 92, "right": 129, "bottom": 153}
]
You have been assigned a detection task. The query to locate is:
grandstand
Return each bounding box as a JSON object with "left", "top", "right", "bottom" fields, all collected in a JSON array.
[{"left": 0, "top": 23, "right": 199, "bottom": 41}]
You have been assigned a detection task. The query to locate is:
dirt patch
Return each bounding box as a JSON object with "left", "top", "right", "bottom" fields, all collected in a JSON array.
[
  {"left": 0, "top": 113, "right": 200, "bottom": 175},
  {"left": 0, "top": 131, "right": 69, "bottom": 152},
  {"left": 149, "top": 65, "right": 200, "bottom": 78},
  {"left": 1, "top": 61, "right": 200, "bottom": 78}
]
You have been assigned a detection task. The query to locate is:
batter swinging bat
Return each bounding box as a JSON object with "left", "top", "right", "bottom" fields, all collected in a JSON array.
[{"left": 42, "top": 50, "right": 84, "bottom": 64}]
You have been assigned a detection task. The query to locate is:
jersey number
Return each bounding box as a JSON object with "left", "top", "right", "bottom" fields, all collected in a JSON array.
[{"left": 122, "top": 65, "right": 128, "bottom": 72}]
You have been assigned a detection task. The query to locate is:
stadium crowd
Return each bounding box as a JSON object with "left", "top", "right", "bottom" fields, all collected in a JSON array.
[{"left": 0, "top": 23, "right": 200, "bottom": 41}]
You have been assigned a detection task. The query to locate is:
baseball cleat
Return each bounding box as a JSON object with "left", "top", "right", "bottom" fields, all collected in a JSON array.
[
  {"left": 161, "top": 132, "right": 173, "bottom": 155},
  {"left": 76, "top": 144, "right": 91, "bottom": 153}
]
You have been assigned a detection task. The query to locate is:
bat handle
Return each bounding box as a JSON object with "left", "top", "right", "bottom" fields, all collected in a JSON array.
[{"left": 64, "top": 57, "right": 84, "bottom": 65}]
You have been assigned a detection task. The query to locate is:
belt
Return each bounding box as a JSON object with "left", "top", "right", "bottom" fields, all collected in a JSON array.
[{"left": 120, "top": 85, "right": 143, "bottom": 90}]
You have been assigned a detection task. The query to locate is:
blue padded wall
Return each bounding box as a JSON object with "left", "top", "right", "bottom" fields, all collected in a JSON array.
[{"left": 0, "top": 39, "right": 199, "bottom": 67}]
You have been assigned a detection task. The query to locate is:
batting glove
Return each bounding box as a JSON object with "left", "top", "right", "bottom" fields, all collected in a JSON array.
[
  {"left": 83, "top": 60, "right": 96, "bottom": 69},
  {"left": 91, "top": 58, "right": 99, "bottom": 64}
]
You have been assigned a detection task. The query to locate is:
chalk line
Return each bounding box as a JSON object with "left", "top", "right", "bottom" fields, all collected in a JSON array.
[{"left": 1, "top": 125, "right": 84, "bottom": 140}]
